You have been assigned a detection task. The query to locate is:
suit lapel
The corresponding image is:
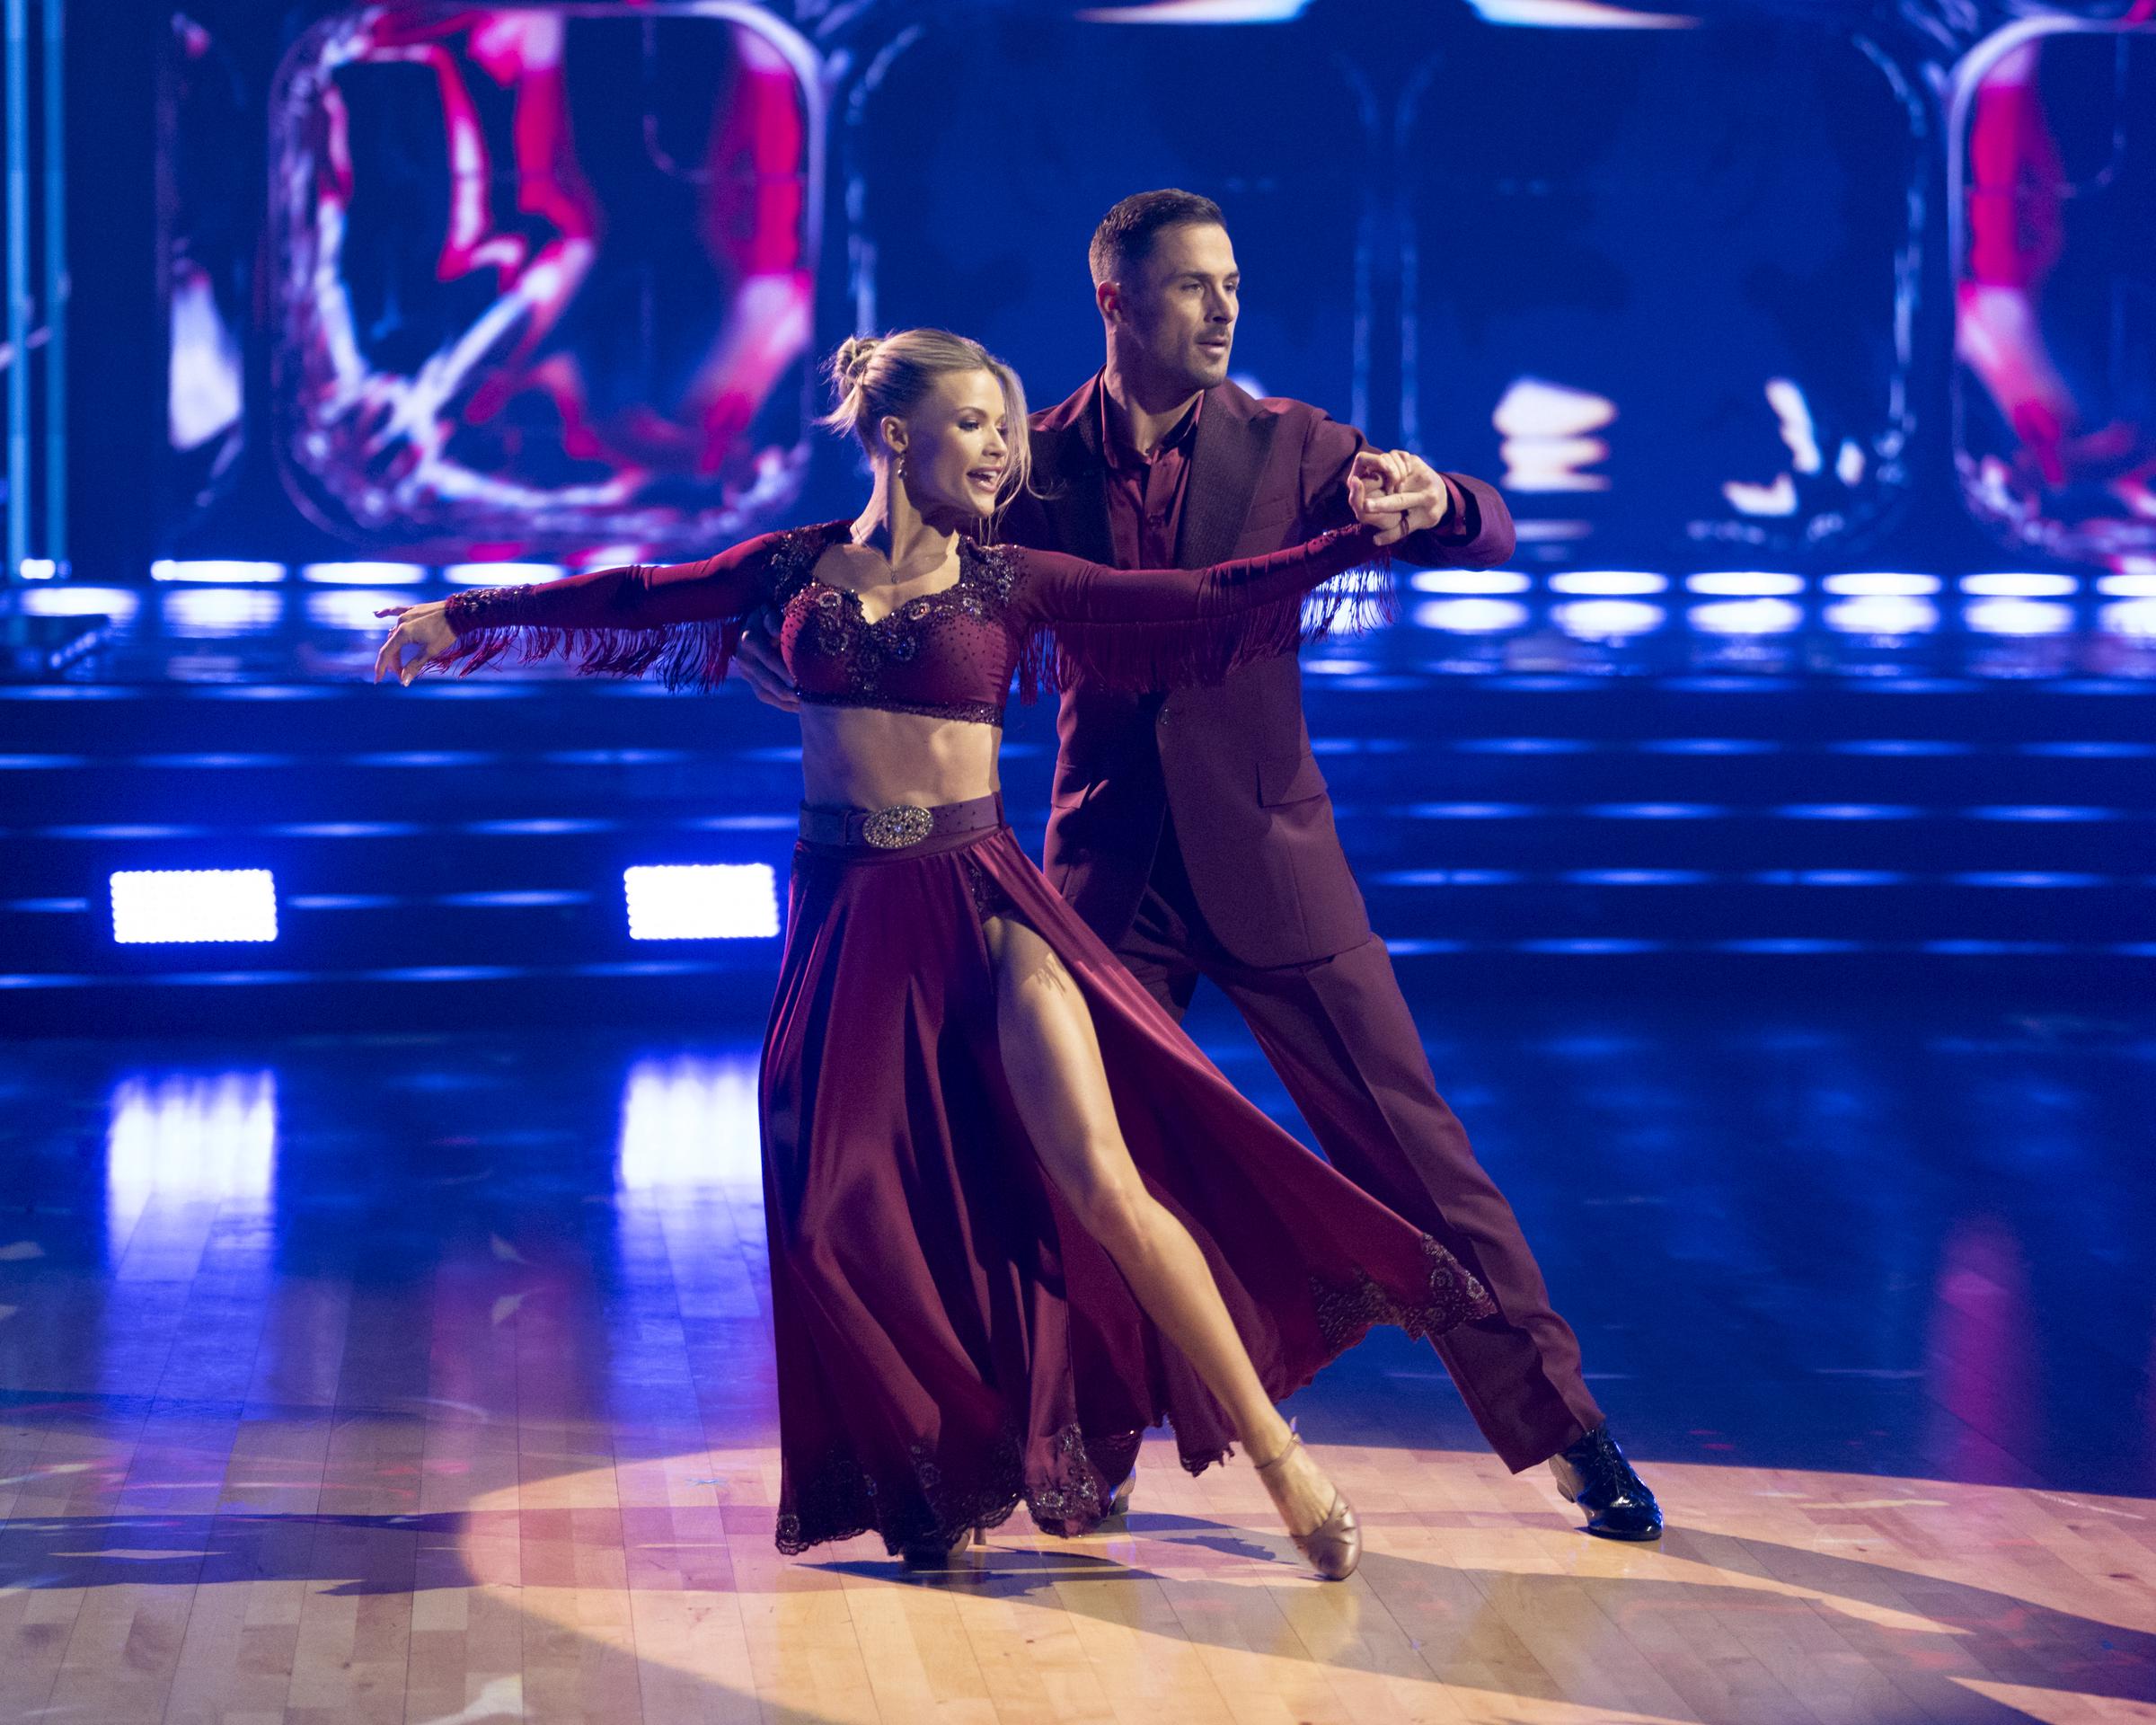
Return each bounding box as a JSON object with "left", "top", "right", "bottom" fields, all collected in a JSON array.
[
  {"left": 1038, "top": 382, "right": 1116, "bottom": 567},
  {"left": 1178, "top": 385, "right": 1273, "bottom": 570}
]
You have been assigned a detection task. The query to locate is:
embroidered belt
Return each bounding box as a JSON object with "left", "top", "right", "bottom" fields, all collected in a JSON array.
[{"left": 798, "top": 792, "right": 1005, "bottom": 851}]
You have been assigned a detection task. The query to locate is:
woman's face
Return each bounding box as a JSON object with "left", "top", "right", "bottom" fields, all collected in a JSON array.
[{"left": 889, "top": 369, "right": 1012, "bottom": 521}]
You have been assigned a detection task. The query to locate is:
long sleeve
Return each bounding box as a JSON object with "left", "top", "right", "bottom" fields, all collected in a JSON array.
[
  {"left": 1299, "top": 411, "right": 1516, "bottom": 570},
  {"left": 1004, "top": 524, "right": 1387, "bottom": 695},
  {"left": 434, "top": 530, "right": 790, "bottom": 691}
]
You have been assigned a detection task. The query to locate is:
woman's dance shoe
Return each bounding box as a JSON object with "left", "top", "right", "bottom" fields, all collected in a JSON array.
[
  {"left": 899, "top": 1524, "right": 986, "bottom": 1570},
  {"left": 1252, "top": 1430, "right": 1361, "bottom": 1581}
]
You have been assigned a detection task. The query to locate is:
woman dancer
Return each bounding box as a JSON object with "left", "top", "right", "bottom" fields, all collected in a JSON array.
[{"left": 374, "top": 330, "right": 1494, "bottom": 1579}]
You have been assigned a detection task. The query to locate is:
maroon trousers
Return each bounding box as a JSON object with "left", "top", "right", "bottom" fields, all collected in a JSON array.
[{"left": 1115, "top": 818, "right": 1605, "bottom": 1473}]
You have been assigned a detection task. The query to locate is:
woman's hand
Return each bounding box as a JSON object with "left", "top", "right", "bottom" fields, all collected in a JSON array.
[
  {"left": 373, "top": 601, "right": 460, "bottom": 686},
  {"left": 729, "top": 606, "right": 800, "bottom": 712}
]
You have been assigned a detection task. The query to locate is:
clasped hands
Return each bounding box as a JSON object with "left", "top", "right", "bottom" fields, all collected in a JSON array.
[{"left": 1349, "top": 448, "right": 1453, "bottom": 546}]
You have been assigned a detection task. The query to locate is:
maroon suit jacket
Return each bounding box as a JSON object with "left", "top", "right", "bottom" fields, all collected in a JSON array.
[{"left": 1002, "top": 373, "right": 1515, "bottom": 969}]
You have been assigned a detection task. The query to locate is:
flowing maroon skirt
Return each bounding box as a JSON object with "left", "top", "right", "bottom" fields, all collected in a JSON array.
[{"left": 759, "top": 818, "right": 1495, "bottom": 1556}]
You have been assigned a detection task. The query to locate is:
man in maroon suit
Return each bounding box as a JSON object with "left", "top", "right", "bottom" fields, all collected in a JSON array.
[{"left": 1004, "top": 189, "right": 1658, "bottom": 1539}]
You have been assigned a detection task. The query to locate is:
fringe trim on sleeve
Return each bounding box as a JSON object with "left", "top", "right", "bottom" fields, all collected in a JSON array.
[
  {"left": 1032, "top": 549, "right": 1394, "bottom": 700},
  {"left": 434, "top": 616, "right": 746, "bottom": 694}
]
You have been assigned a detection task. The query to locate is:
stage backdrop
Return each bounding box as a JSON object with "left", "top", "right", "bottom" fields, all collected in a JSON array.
[{"left": 152, "top": 0, "right": 2156, "bottom": 572}]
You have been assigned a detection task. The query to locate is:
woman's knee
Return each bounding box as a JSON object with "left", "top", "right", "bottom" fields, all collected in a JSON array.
[{"left": 1065, "top": 1162, "right": 1153, "bottom": 1254}]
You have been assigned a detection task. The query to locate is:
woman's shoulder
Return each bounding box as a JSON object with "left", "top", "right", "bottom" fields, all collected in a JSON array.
[{"left": 752, "top": 518, "right": 853, "bottom": 590}]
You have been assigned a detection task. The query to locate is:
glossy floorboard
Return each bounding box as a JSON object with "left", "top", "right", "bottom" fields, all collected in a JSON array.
[{"left": 0, "top": 986, "right": 2150, "bottom": 1723}]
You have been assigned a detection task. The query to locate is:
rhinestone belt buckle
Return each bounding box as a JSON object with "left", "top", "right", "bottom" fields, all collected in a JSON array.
[{"left": 861, "top": 804, "right": 935, "bottom": 849}]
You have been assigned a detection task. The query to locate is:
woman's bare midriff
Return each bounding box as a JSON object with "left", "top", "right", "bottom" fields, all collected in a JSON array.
[{"left": 797, "top": 704, "right": 1003, "bottom": 812}]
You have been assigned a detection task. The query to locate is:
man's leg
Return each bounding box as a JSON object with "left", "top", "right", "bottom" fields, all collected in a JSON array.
[
  {"left": 1109, "top": 880, "right": 1204, "bottom": 1024},
  {"left": 1212, "top": 933, "right": 1604, "bottom": 1473}
]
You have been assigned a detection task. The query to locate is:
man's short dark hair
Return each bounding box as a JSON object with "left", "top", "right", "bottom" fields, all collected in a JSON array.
[{"left": 1089, "top": 189, "right": 1227, "bottom": 287}]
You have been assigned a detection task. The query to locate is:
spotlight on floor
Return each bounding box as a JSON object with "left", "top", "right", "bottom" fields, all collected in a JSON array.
[
  {"left": 623, "top": 865, "right": 780, "bottom": 941},
  {"left": 110, "top": 869, "right": 278, "bottom": 944}
]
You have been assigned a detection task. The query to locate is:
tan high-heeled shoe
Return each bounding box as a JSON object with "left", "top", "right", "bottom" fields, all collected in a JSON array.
[
  {"left": 899, "top": 1523, "right": 985, "bottom": 1570},
  {"left": 1252, "top": 1429, "right": 1361, "bottom": 1581}
]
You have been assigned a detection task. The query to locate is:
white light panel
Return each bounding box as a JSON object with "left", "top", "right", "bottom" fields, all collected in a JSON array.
[
  {"left": 1552, "top": 599, "right": 1666, "bottom": 639},
  {"left": 1548, "top": 570, "right": 1668, "bottom": 596},
  {"left": 1690, "top": 597, "right": 1804, "bottom": 635},
  {"left": 623, "top": 864, "right": 779, "bottom": 941},
  {"left": 110, "top": 869, "right": 278, "bottom": 943},
  {"left": 1963, "top": 598, "right": 2075, "bottom": 636},
  {"left": 1958, "top": 572, "right": 2078, "bottom": 597},
  {"left": 1684, "top": 571, "right": 1805, "bottom": 596},
  {"left": 1409, "top": 569, "right": 1533, "bottom": 595},
  {"left": 1823, "top": 571, "right": 1941, "bottom": 597},
  {"left": 1412, "top": 597, "right": 1531, "bottom": 634},
  {"left": 149, "top": 560, "right": 286, "bottom": 583}
]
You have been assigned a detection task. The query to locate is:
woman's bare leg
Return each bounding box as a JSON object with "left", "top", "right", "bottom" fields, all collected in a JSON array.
[{"left": 984, "top": 915, "right": 1338, "bottom": 1536}]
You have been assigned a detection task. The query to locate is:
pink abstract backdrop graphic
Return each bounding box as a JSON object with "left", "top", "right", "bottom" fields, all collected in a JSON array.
[{"left": 269, "top": 4, "right": 822, "bottom": 560}]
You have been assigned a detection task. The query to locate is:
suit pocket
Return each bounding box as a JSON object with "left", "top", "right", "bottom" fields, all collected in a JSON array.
[
  {"left": 1049, "top": 776, "right": 1098, "bottom": 811},
  {"left": 1257, "top": 752, "right": 1328, "bottom": 807},
  {"left": 1238, "top": 500, "right": 1295, "bottom": 547}
]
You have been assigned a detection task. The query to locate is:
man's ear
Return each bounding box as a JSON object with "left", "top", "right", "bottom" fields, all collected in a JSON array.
[{"left": 1095, "top": 279, "right": 1119, "bottom": 327}]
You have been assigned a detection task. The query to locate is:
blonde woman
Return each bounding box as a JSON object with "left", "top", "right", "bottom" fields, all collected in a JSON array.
[{"left": 375, "top": 329, "right": 1493, "bottom": 1576}]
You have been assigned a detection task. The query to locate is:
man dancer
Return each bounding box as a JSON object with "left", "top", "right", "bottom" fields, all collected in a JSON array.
[{"left": 743, "top": 190, "right": 1660, "bottom": 1539}]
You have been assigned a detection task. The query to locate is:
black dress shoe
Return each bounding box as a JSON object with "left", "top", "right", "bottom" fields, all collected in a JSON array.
[{"left": 1547, "top": 1425, "right": 1663, "bottom": 1541}]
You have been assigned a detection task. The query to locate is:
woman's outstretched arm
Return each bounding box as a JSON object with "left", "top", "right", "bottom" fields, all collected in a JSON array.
[
  {"left": 373, "top": 530, "right": 798, "bottom": 691},
  {"left": 1003, "top": 523, "right": 1387, "bottom": 696}
]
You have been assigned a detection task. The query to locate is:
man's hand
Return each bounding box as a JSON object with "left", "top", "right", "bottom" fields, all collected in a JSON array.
[
  {"left": 1350, "top": 448, "right": 1454, "bottom": 546},
  {"left": 729, "top": 606, "right": 800, "bottom": 712}
]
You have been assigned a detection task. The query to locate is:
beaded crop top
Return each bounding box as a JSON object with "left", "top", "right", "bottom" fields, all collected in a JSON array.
[{"left": 437, "top": 519, "right": 1387, "bottom": 723}]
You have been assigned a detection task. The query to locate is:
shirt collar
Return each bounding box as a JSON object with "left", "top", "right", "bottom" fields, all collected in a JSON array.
[{"left": 1099, "top": 378, "right": 1205, "bottom": 472}]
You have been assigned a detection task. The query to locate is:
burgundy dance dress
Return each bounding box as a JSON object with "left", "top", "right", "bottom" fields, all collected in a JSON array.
[{"left": 437, "top": 521, "right": 1496, "bottom": 1556}]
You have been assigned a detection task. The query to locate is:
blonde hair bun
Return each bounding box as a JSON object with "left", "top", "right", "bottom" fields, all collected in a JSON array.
[{"left": 829, "top": 334, "right": 882, "bottom": 388}]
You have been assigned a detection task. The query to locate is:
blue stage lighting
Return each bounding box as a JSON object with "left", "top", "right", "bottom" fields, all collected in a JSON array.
[
  {"left": 1824, "top": 597, "right": 1939, "bottom": 634},
  {"left": 2099, "top": 599, "right": 2156, "bottom": 638},
  {"left": 445, "top": 562, "right": 565, "bottom": 587},
  {"left": 2096, "top": 572, "right": 2156, "bottom": 597},
  {"left": 1823, "top": 571, "right": 1940, "bottom": 596},
  {"left": 1958, "top": 572, "right": 2079, "bottom": 597},
  {"left": 17, "top": 557, "right": 57, "bottom": 579},
  {"left": 149, "top": 560, "right": 286, "bottom": 583},
  {"left": 1552, "top": 599, "right": 1666, "bottom": 639},
  {"left": 1412, "top": 597, "right": 1531, "bottom": 633},
  {"left": 1408, "top": 569, "right": 1532, "bottom": 595},
  {"left": 301, "top": 562, "right": 426, "bottom": 585},
  {"left": 110, "top": 870, "right": 278, "bottom": 944},
  {"left": 623, "top": 864, "right": 780, "bottom": 941},
  {"left": 305, "top": 591, "right": 420, "bottom": 632},
  {"left": 1684, "top": 571, "right": 1805, "bottom": 596},
  {"left": 1963, "top": 598, "right": 2075, "bottom": 636},
  {"left": 1549, "top": 570, "right": 1667, "bottom": 595},
  {"left": 1689, "top": 598, "right": 1804, "bottom": 635},
  {"left": 163, "top": 589, "right": 286, "bottom": 636},
  {"left": 18, "top": 585, "right": 139, "bottom": 621}
]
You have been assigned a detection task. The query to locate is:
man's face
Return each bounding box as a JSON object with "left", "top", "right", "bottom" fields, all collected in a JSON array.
[{"left": 1108, "top": 223, "right": 1240, "bottom": 395}]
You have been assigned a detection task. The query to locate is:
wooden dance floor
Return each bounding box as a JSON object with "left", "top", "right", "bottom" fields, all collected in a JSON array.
[{"left": 1, "top": 989, "right": 2150, "bottom": 1723}]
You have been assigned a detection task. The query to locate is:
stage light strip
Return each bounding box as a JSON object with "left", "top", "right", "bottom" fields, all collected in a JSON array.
[
  {"left": 301, "top": 562, "right": 426, "bottom": 585},
  {"left": 1960, "top": 572, "right": 2079, "bottom": 597},
  {"left": 444, "top": 562, "right": 566, "bottom": 587}
]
